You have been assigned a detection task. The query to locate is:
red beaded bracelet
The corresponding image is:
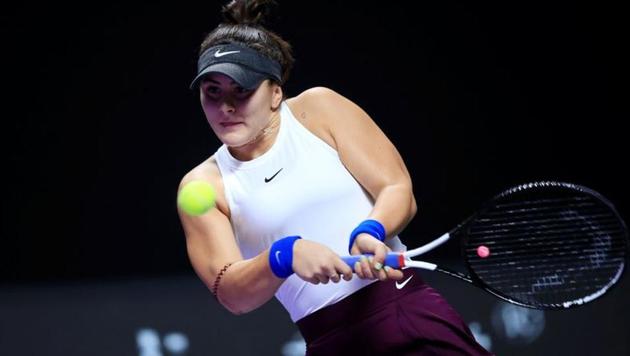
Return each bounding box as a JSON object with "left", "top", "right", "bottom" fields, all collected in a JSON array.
[{"left": 211, "top": 262, "right": 233, "bottom": 298}]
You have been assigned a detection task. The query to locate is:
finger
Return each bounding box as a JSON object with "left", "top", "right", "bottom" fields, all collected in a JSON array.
[
  {"left": 354, "top": 261, "right": 364, "bottom": 279},
  {"left": 384, "top": 266, "right": 404, "bottom": 281},
  {"left": 362, "top": 256, "right": 375, "bottom": 279},
  {"left": 376, "top": 267, "right": 387, "bottom": 281},
  {"left": 322, "top": 266, "right": 340, "bottom": 283},
  {"left": 329, "top": 273, "right": 341, "bottom": 283},
  {"left": 357, "top": 259, "right": 372, "bottom": 279},
  {"left": 317, "top": 274, "right": 330, "bottom": 284},
  {"left": 369, "top": 256, "right": 387, "bottom": 281},
  {"left": 334, "top": 257, "right": 354, "bottom": 281},
  {"left": 372, "top": 244, "right": 387, "bottom": 272}
]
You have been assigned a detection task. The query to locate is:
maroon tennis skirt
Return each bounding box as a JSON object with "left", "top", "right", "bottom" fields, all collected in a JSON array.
[{"left": 296, "top": 268, "right": 494, "bottom": 355}]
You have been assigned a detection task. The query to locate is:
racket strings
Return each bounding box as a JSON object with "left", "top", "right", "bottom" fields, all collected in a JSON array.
[
  {"left": 464, "top": 189, "right": 627, "bottom": 308},
  {"left": 469, "top": 222, "right": 623, "bottom": 243},
  {"left": 469, "top": 251, "right": 627, "bottom": 268},
  {"left": 470, "top": 261, "right": 624, "bottom": 283},
  {"left": 472, "top": 213, "right": 617, "bottom": 231},
  {"left": 466, "top": 233, "right": 627, "bottom": 253},
  {"left": 491, "top": 195, "right": 591, "bottom": 209}
]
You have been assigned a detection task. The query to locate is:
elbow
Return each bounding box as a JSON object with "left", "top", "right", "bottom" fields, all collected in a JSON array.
[
  {"left": 409, "top": 192, "right": 418, "bottom": 221},
  {"left": 226, "top": 306, "right": 248, "bottom": 316},
  {"left": 220, "top": 299, "right": 253, "bottom": 316},
  {"left": 218, "top": 293, "right": 261, "bottom": 315}
]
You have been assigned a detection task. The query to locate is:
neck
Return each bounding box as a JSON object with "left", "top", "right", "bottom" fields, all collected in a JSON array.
[{"left": 229, "top": 109, "right": 281, "bottom": 161}]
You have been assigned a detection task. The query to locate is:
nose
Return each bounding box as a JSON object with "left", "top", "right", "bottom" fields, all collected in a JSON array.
[{"left": 220, "top": 97, "right": 236, "bottom": 114}]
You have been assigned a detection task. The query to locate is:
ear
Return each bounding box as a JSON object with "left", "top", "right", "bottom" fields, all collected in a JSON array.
[{"left": 271, "top": 84, "right": 283, "bottom": 110}]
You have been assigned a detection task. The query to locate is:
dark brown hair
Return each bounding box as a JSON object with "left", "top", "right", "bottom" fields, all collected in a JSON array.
[{"left": 199, "top": 0, "right": 294, "bottom": 85}]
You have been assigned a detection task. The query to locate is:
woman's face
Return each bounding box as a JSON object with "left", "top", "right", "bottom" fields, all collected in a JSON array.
[{"left": 199, "top": 73, "right": 282, "bottom": 148}]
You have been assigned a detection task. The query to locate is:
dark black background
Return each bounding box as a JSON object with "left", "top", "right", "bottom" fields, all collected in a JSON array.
[{"left": 2, "top": 1, "right": 628, "bottom": 285}]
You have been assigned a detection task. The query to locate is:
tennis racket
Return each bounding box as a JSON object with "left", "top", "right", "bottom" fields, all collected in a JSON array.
[{"left": 342, "top": 181, "right": 628, "bottom": 309}]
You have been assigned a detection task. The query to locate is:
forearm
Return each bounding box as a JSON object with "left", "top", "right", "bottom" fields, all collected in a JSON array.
[
  {"left": 367, "top": 183, "right": 417, "bottom": 239},
  {"left": 214, "top": 249, "right": 283, "bottom": 315}
]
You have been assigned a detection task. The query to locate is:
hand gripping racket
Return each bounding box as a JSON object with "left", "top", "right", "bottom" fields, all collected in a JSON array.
[{"left": 342, "top": 181, "right": 629, "bottom": 309}]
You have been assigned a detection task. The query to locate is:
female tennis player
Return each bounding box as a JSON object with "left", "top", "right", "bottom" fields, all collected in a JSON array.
[{"left": 178, "top": 1, "right": 492, "bottom": 354}]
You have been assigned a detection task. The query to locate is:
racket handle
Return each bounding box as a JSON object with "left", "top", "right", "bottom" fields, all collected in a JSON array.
[{"left": 341, "top": 253, "right": 405, "bottom": 270}]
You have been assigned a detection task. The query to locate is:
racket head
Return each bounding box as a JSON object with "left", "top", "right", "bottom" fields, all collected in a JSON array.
[{"left": 458, "top": 181, "right": 628, "bottom": 309}]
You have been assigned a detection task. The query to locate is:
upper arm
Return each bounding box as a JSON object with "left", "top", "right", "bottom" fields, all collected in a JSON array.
[
  {"left": 294, "top": 87, "right": 414, "bottom": 200},
  {"left": 177, "top": 160, "right": 243, "bottom": 289}
]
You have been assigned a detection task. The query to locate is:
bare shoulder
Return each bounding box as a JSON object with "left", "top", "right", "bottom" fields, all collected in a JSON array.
[
  {"left": 286, "top": 87, "right": 363, "bottom": 150},
  {"left": 180, "top": 155, "right": 230, "bottom": 217},
  {"left": 180, "top": 155, "right": 220, "bottom": 187},
  {"left": 288, "top": 86, "right": 354, "bottom": 118}
]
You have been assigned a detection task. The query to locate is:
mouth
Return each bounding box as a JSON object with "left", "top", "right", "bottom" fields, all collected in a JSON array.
[{"left": 220, "top": 122, "right": 243, "bottom": 128}]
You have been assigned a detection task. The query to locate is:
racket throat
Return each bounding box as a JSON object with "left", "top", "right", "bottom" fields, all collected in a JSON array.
[
  {"left": 405, "top": 260, "right": 439, "bottom": 270},
  {"left": 435, "top": 267, "right": 473, "bottom": 283},
  {"left": 404, "top": 232, "right": 451, "bottom": 258}
]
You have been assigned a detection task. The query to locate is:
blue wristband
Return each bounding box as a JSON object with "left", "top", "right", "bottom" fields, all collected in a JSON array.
[
  {"left": 348, "top": 219, "right": 386, "bottom": 253},
  {"left": 269, "top": 236, "right": 302, "bottom": 278}
]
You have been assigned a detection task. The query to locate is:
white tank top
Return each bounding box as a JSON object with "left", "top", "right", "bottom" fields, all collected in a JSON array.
[{"left": 214, "top": 101, "right": 406, "bottom": 321}]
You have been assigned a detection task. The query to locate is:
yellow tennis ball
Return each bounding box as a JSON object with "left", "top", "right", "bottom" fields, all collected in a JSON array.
[{"left": 177, "top": 180, "right": 216, "bottom": 216}]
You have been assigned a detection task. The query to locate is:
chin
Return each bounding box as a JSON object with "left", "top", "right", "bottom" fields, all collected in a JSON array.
[{"left": 218, "top": 132, "right": 253, "bottom": 147}]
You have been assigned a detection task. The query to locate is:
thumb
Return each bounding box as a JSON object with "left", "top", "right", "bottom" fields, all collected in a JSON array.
[{"left": 372, "top": 243, "right": 388, "bottom": 271}]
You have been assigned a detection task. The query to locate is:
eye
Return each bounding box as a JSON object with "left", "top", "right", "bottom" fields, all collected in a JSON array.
[
  {"left": 234, "top": 86, "right": 253, "bottom": 99},
  {"left": 204, "top": 85, "right": 221, "bottom": 97}
]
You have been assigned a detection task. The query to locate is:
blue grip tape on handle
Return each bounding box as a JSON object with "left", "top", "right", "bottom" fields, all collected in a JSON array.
[{"left": 341, "top": 253, "right": 405, "bottom": 271}]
